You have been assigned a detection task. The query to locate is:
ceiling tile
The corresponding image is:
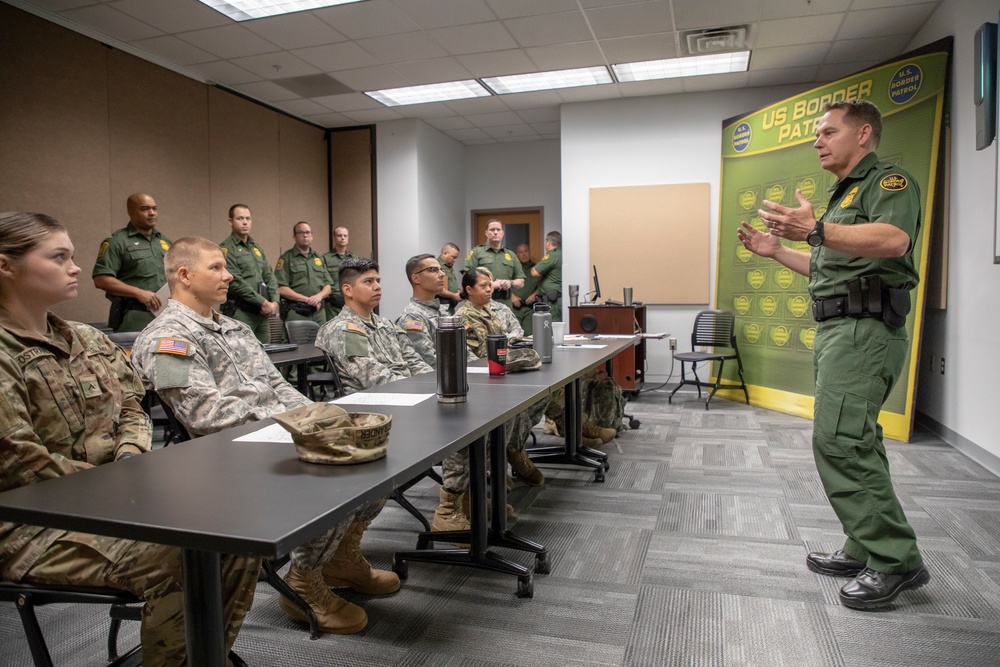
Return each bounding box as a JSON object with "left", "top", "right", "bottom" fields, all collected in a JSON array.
[
  {"left": 445, "top": 127, "right": 492, "bottom": 141},
  {"left": 61, "top": 4, "right": 162, "bottom": 41},
  {"left": 457, "top": 50, "right": 537, "bottom": 77},
  {"left": 112, "top": 0, "right": 230, "bottom": 33},
  {"left": 130, "top": 35, "right": 218, "bottom": 65},
  {"left": 682, "top": 70, "right": 749, "bottom": 92},
  {"left": 331, "top": 65, "right": 410, "bottom": 91},
  {"left": 466, "top": 110, "right": 523, "bottom": 127},
  {"left": 750, "top": 43, "right": 830, "bottom": 70},
  {"left": 341, "top": 107, "right": 406, "bottom": 123},
  {"left": 529, "top": 121, "right": 560, "bottom": 134},
  {"left": 502, "top": 91, "right": 564, "bottom": 110},
  {"left": 392, "top": 57, "right": 474, "bottom": 85},
  {"left": 826, "top": 35, "right": 911, "bottom": 65},
  {"left": 428, "top": 22, "right": 519, "bottom": 55},
  {"left": 837, "top": 4, "right": 937, "bottom": 41},
  {"left": 672, "top": 0, "right": 761, "bottom": 30},
  {"left": 618, "top": 77, "right": 685, "bottom": 97},
  {"left": 485, "top": 0, "right": 580, "bottom": 20},
  {"left": 313, "top": 92, "right": 382, "bottom": 112},
  {"left": 230, "top": 52, "right": 321, "bottom": 80},
  {"left": 271, "top": 98, "right": 332, "bottom": 116},
  {"left": 516, "top": 106, "right": 561, "bottom": 123},
  {"left": 504, "top": 11, "right": 592, "bottom": 48},
  {"left": 231, "top": 80, "right": 301, "bottom": 103},
  {"left": 23, "top": 0, "right": 98, "bottom": 10},
  {"left": 756, "top": 14, "right": 842, "bottom": 48},
  {"left": 293, "top": 42, "right": 381, "bottom": 71},
  {"left": 426, "top": 116, "right": 476, "bottom": 131},
  {"left": 302, "top": 111, "right": 354, "bottom": 127},
  {"left": 748, "top": 66, "right": 819, "bottom": 87},
  {"left": 394, "top": 0, "right": 496, "bottom": 29},
  {"left": 444, "top": 96, "right": 513, "bottom": 114},
  {"left": 599, "top": 33, "right": 678, "bottom": 64},
  {"left": 557, "top": 84, "right": 622, "bottom": 103},
  {"left": 243, "top": 13, "right": 348, "bottom": 50},
  {"left": 760, "top": 0, "right": 851, "bottom": 21},
  {"left": 398, "top": 102, "right": 460, "bottom": 119},
  {"left": 526, "top": 42, "right": 606, "bottom": 71},
  {"left": 177, "top": 25, "right": 281, "bottom": 59},
  {"left": 817, "top": 60, "right": 880, "bottom": 82},
  {"left": 485, "top": 123, "right": 540, "bottom": 138},
  {"left": 356, "top": 31, "right": 449, "bottom": 63},
  {"left": 314, "top": 0, "right": 420, "bottom": 40},
  {"left": 188, "top": 60, "right": 261, "bottom": 85},
  {"left": 850, "top": 0, "right": 939, "bottom": 9},
  {"left": 585, "top": 1, "right": 675, "bottom": 40}
]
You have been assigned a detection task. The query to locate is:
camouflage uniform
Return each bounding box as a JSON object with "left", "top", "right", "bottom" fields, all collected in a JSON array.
[
  {"left": 455, "top": 299, "right": 523, "bottom": 338},
  {"left": 460, "top": 302, "right": 548, "bottom": 460},
  {"left": 316, "top": 304, "right": 432, "bottom": 396},
  {"left": 322, "top": 249, "right": 357, "bottom": 319},
  {"left": 220, "top": 233, "right": 279, "bottom": 343},
  {"left": 395, "top": 298, "right": 477, "bottom": 493},
  {"left": 91, "top": 223, "right": 172, "bottom": 332},
  {"left": 132, "top": 300, "right": 380, "bottom": 573},
  {"left": 0, "top": 307, "right": 258, "bottom": 666}
]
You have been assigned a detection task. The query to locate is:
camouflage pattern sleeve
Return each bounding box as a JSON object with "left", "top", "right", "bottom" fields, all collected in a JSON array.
[
  {"left": 316, "top": 319, "right": 403, "bottom": 393},
  {"left": 493, "top": 302, "right": 524, "bottom": 337},
  {"left": 396, "top": 318, "right": 436, "bottom": 367},
  {"left": 398, "top": 330, "right": 433, "bottom": 376},
  {"left": 460, "top": 308, "right": 490, "bottom": 359}
]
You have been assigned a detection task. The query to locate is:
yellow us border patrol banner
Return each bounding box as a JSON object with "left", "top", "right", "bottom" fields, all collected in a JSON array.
[{"left": 715, "top": 39, "right": 951, "bottom": 442}]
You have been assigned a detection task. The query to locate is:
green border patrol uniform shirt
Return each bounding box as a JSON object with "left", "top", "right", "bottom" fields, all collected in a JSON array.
[
  {"left": 275, "top": 247, "right": 332, "bottom": 324},
  {"left": 322, "top": 249, "right": 357, "bottom": 319},
  {"left": 220, "top": 233, "right": 279, "bottom": 343},
  {"left": 462, "top": 244, "right": 525, "bottom": 307},
  {"left": 92, "top": 223, "right": 171, "bottom": 332},
  {"left": 511, "top": 260, "right": 537, "bottom": 334},
  {"left": 533, "top": 246, "right": 562, "bottom": 321},
  {"left": 810, "top": 151, "right": 923, "bottom": 574},
  {"left": 438, "top": 255, "right": 460, "bottom": 313}
]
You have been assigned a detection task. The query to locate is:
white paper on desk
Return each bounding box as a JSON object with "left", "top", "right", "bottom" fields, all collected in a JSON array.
[
  {"left": 234, "top": 423, "right": 293, "bottom": 443},
  {"left": 557, "top": 343, "right": 607, "bottom": 349},
  {"left": 467, "top": 367, "right": 490, "bottom": 374},
  {"left": 152, "top": 284, "right": 171, "bottom": 317},
  {"left": 592, "top": 334, "right": 636, "bottom": 339},
  {"left": 330, "top": 393, "right": 433, "bottom": 406}
]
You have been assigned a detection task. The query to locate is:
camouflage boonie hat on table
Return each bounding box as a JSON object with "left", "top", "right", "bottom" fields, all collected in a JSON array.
[{"left": 272, "top": 402, "right": 392, "bottom": 465}]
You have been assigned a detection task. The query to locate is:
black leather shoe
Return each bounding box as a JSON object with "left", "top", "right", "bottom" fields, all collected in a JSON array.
[
  {"left": 839, "top": 566, "right": 930, "bottom": 610},
  {"left": 806, "top": 550, "right": 865, "bottom": 577}
]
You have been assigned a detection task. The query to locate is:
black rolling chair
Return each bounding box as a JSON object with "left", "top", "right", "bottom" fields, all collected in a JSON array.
[
  {"left": 284, "top": 320, "right": 341, "bottom": 400},
  {"left": 106, "top": 331, "right": 140, "bottom": 351},
  {"left": 668, "top": 310, "right": 749, "bottom": 410}
]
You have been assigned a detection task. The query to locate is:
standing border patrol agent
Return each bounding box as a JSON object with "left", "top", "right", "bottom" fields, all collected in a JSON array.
[
  {"left": 275, "top": 221, "right": 332, "bottom": 325},
  {"left": 437, "top": 242, "right": 462, "bottom": 313},
  {"left": 322, "top": 226, "right": 357, "bottom": 320},
  {"left": 92, "top": 193, "right": 171, "bottom": 332},
  {"left": 532, "top": 231, "right": 563, "bottom": 322},
  {"left": 220, "top": 203, "right": 279, "bottom": 343},
  {"left": 511, "top": 243, "right": 538, "bottom": 334},
  {"left": 738, "top": 99, "right": 928, "bottom": 610},
  {"left": 462, "top": 219, "right": 524, "bottom": 308}
]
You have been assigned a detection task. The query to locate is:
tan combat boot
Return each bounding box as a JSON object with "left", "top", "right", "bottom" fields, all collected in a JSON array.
[
  {"left": 461, "top": 488, "right": 515, "bottom": 520},
  {"left": 432, "top": 487, "right": 470, "bottom": 547},
  {"left": 542, "top": 417, "right": 560, "bottom": 436},
  {"left": 280, "top": 564, "right": 368, "bottom": 634},
  {"left": 507, "top": 448, "right": 545, "bottom": 486},
  {"left": 321, "top": 520, "right": 400, "bottom": 595},
  {"left": 582, "top": 414, "right": 617, "bottom": 444}
]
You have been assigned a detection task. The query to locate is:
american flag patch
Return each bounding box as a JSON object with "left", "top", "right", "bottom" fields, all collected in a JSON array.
[
  {"left": 403, "top": 320, "right": 423, "bottom": 331},
  {"left": 346, "top": 322, "right": 367, "bottom": 334},
  {"left": 157, "top": 338, "right": 189, "bottom": 355}
]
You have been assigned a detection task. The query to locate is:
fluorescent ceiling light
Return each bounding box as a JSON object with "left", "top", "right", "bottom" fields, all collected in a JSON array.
[
  {"left": 613, "top": 51, "right": 750, "bottom": 82},
  {"left": 366, "top": 80, "right": 492, "bottom": 107},
  {"left": 198, "top": 0, "right": 367, "bottom": 22},
  {"left": 482, "top": 66, "right": 613, "bottom": 95}
]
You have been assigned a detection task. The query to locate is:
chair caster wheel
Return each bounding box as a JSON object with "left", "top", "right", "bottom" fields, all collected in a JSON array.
[
  {"left": 629, "top": 419, "right": 640, "bottom": 429},
  {"left": 535, "top": 552, "right": 550, "bottom": 575},
  {"left": 516, "top": 575, "right": 534, "bottom": 598},
  {"left": 392, "top": 558, "right": 408, "bottom": 580},
  {"left": 594, "top": 469, "right": 605, "bottom": 483},
  {"left": 603, "top": 459, "right": 610, "bottom": 472}
]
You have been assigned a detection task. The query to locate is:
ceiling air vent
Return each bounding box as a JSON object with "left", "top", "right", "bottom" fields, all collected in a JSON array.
[{"left": 682, "top": 26, "right": 749, "bottom": 55}]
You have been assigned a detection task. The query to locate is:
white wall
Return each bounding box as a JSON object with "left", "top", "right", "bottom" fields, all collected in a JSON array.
[
  {"left": 560, "top": 86, "right": 807, "bottom": 378},
  {"left": 909, "top": 0, "right": 1000, "bottom": 469}
]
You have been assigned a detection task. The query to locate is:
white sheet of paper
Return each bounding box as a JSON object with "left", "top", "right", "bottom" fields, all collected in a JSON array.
[
  {"left": 592, "top": 334, "right": 636, "bottom": 339},
  {"left": 152, "top": 284, "right": 171, "bottom": 316},
  {"left": 557, "top": 343, "right": 607, "bottom": 349},
  {"left": 330, "top": 393, "right": 434, "bottom": 406},
  {"left": 234, "top": 423, "right": 293, "bottom": 443},
  {"left": 467, "top": 367, "right": 490, "bottom": 374}
]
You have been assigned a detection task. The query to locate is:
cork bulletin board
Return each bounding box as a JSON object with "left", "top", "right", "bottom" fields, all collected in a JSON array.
[{"left": 589, "top": 183, "right": 711, "bottom": 304}]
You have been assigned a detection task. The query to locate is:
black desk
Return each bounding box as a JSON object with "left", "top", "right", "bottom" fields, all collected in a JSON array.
[{"left": 266, "top": 343, "right": 326, "bottom": 395}]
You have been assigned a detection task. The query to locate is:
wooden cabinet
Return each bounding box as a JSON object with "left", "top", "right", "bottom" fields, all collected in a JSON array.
[{"left": 568, "top": 305, "right": 646, "bottom": 392}]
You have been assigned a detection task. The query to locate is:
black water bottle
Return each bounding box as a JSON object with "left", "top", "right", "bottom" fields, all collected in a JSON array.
[{"left": 436, "top": 316, "right": 468, "bottom": 403}]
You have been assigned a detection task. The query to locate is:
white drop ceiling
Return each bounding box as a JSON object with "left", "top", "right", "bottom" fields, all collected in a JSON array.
[{"left": 7, "top": 0, "right": 944, "bottom": 144}]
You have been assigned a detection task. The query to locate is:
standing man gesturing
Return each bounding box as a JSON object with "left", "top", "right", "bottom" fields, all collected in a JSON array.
[{"left": 738, "top": 99, "right": 928, "bottom": 610}]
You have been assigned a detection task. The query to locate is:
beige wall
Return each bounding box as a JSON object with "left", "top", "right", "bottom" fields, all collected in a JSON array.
[{"left": 0, "top": 4, "right": 329, "bottom": 323}]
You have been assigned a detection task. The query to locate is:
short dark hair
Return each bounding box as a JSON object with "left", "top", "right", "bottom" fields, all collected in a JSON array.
[
  {"left": 292, "top": 221, "right": 311, "bottom": 234},
  {"left": 545, "top": 231, "right": 561, "bottom": 247},
  {"left": 460, "top": 267, "right": 491, "bottom": 299},
  {"left": 442, "top": 242, "right": 459, "bottom": 253},
  {"left": 228, "top": 203, "right": 250, "bottom": 219},
  {"left": 405, "top": 253, "right": 435, "bottom": 284},
  {"left": 339, "top": 256, "right": 379, "bottom": 287},
  {"left": 824, "top": 99, "right": 882, "bottom": 148}
]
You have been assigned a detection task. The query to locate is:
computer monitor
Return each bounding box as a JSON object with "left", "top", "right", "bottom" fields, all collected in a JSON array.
[{"left": 590, "top": 265, "right": 601, "bottom": 303}]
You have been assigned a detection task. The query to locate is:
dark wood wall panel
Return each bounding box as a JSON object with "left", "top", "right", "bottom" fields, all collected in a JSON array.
[
  {"left": 329, "top": 128, "right": 374, "bottom": 258},
  {"left": 279, "top": 116, "right": 330, "bottom": 255}
]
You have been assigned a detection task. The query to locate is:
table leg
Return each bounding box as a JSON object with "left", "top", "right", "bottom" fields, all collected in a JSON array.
[
  {"left": 527, "top": 379, "right": 608, "bottom": 482},
  {"left": 295, "top": 362, "right": 309, "bottom": 396},
  {"left": 181, "top": 548, "right": 226, "bottom": 667}
]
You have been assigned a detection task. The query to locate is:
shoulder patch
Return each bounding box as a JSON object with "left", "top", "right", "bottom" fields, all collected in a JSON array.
[
  {"left": 541, "top": 253, "right": 550, "bottom": 261},
  {"left": 403, "top": 319, "right": 424, "bottom": 331},
  {"left": 879, "top": 174, "right": 908, "bottom": 192},
  {"left": 276, "top": 258, "right": 284, "bottom": 270},
  {"left": 345, "top": 322, "right": 367, "bottom": 334},
  {"left": 466, "top": 250, "right": 474, "bottom": 260},
  {"left": 98, "top": 241, "right": 110, "bottom": 257},
  {"left": 220, "top": 246, "right": 228, "bottom": 258},
  {"left": 156, "top": 338, "right": 191, "bottom": 356},
  {"left": 160, "top": 239, "right": 170, "bottom": 251}
]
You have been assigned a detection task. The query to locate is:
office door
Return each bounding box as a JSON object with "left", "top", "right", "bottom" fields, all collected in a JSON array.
[{"left": 472, "top": 208, "right": 544, "bottom": 261}]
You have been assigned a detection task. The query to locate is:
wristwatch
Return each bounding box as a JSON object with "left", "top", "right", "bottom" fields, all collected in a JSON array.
[{"left": 806, "top": 220, "right": 825, "bottom": 247}]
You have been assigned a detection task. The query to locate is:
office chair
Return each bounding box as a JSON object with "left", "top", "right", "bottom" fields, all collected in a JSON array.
[
  {"left": 284, "top": 320, "right": 341, "bottom": 400},
  {"left": 668, "top": 310, "right": 749, "bottom": 410},
  {"left": 106, "top": 331, "right": 140, "bottom": 352}
]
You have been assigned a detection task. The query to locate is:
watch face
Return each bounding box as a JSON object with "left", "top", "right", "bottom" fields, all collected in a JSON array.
[{"left": 807, "top": 230, "right": 823, "bottom": 247}]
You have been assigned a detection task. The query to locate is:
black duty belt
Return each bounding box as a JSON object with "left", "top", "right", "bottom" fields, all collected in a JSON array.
[
  {"left": 811, "top": 296, "right": 879, "bottom": 322},
  {"left": 493, "top": 289, "right": 510, "bottom": 300}
]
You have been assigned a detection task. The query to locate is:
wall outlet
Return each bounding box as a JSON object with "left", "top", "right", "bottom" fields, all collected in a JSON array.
[
  {"left": 669, "top": 337, "right": 677, "bottom": 351},
  {"left": 940, "top": 357, "right": 945, "bottom": 375}
]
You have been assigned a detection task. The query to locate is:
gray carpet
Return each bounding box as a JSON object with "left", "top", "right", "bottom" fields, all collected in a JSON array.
[{"left": 4, "top": 391, "right": 1000, "bottom": 666}]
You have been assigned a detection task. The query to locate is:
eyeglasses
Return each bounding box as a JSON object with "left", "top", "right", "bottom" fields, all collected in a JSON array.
[{"left": 414, "top": 265, "right": 443, "bottom": 275}]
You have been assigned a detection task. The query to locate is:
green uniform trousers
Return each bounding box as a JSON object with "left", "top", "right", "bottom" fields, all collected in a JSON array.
[
  {"left": 285, "top": 307, "right": 326, "bottom": 326},
  {"left": 233, "top": 308, "right": 271, "bottom": 343},
  {"left": 119, "top": 309, "right": 155, "bottom": 334},
  {"left": 21, "top": 536, "right": 260, "bottom": 666},
  {"left": 812, "top": 316, "right": 922, "bottom": 574}
]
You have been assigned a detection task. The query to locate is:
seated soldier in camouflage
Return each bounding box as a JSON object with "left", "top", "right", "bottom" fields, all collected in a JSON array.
[
  {"left": 133, "top": 237, "right": 398, "bottom": 636},
  {"left": 0, "top": 214, "right": 259, "bottom": 665},
  {"left": 460, "top": 268, "right": 547, "bottom": 487}
]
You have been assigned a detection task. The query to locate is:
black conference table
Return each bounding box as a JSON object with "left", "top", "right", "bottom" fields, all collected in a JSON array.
[
  {"left": 266, "top": 342, "right": 326, "bottom": 395},
  {"left": 0, "top": 336, "right": 636, "bottom": 665}
]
